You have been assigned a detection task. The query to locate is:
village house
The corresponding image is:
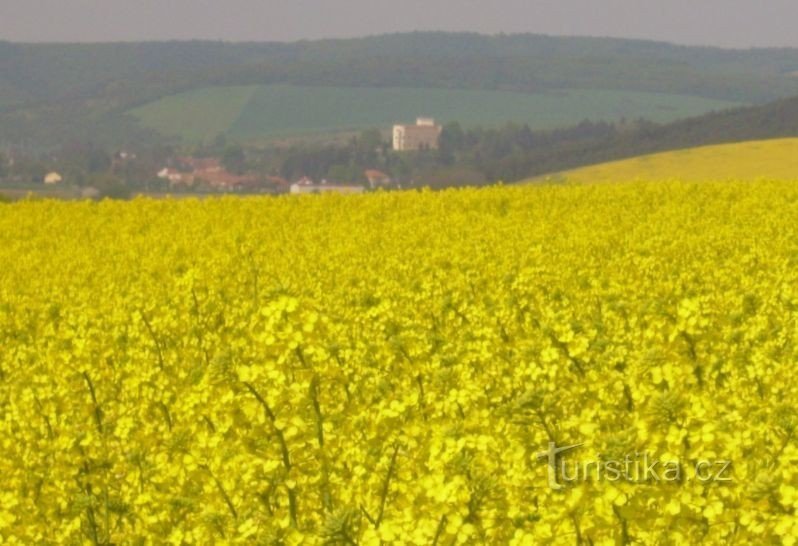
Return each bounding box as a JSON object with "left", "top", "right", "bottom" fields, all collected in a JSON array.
[
  {"left": 157, "top": 157, "right": 264, "bottom": 192},
  {"left": 364, "top": 169, "right": 392, "bottom": 189},
  {"left": 392, "top": 117, "right": 442, "bottom": 151},
  {"left": 157, "top": 167, "right": 187, "bottom": 186},
  {"left": 290, "top": 177, "right": 365, "bottom": 195},
  {"left": 44, "top": 171, "right": 63, "bottom": 185}
]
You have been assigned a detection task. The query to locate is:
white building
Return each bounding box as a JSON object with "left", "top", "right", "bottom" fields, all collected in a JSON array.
[
  {"left": 157, "top": 168, "right": 191, "bottom": 187},
  {"left": 392, "top": 117, "right": 442, "bottom": 151},
  {"left": 290, "top": 177, "right": 365, "bottom": 195},
  {"left": 44, "top": 171, "right": 63, "bottom": 185}
]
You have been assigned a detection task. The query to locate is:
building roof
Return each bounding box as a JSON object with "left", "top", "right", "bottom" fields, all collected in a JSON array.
[
  {"left": 394, "top": 117, "right": 441, "bottom": 129},
  {"left": 158, "top": 157, "right": 263, "bottom": 190},
  {"left": 364, "top": 169, "right": 390, "bottom": 179}
]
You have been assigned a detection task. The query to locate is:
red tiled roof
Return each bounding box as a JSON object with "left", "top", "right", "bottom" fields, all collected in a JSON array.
[
  {"left": 160, "top": 157, "right": 262, "bottom": 189},
  {"left": 364, "top": 169, "right": 390, "bottom": 179}
]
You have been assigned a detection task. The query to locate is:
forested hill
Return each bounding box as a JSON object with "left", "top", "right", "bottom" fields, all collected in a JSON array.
[
  {"left": 3, "top": 32, "right": 798, "bottom": 148},
  {"left": 490, "top": 95, "right": 798, "bottom": 182},
  {"left": 4, "top": 33, "right": 798, "bottom": 107}
]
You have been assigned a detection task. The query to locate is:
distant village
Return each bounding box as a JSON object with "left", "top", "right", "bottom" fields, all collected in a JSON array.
[
  {"left": 155, "top": 118, "right": 441, "bottom": 195},
  {"left": 155, "top": 157, "right": 388, "bottom": 195},
  {"left": 3, "top": 118, "right": 443, "bottom": 198}
]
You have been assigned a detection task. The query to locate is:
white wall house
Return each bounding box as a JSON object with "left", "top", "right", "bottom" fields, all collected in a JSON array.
[
  {"left": 44, "top": 171, "right": 63, "bottom": 185},
  {"left": 392, "top": 117, "right": 442, "bottom": 151}
]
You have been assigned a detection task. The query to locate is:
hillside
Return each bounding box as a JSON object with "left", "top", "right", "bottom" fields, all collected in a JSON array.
[
  {"left": 530, "top": 138, "right": 798, "bottom": 184},
  {"left": 4, "top": 32, "right": 798, "bottom": 148},
  {"left": 496, "top": 94, "right": 798, "bottom": 182},
  {"left": 129, "top": 84, "right": 738, "bottom": 142}
]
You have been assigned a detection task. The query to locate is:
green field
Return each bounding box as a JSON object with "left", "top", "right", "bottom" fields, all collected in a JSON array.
[
  {"left": 128, "top": 86, "right": 258, "bottom": 142},
  {"left": 128, "top": 84, "right": 740, "bottom": 142}
]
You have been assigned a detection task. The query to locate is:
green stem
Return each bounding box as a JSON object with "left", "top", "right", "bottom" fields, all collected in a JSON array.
[{"left": 243, "top": 381, "right": 298, "bottom": 526}]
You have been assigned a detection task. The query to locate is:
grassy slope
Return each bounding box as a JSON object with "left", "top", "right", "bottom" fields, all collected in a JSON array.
[
  {"left": 128, "top": 86, "right": 258, "bottom": 141},
  {"left": 129, "top": 84, "right": 739, "bottom": 142},
  {"left": 532, "top": 138, "right": 798, "bottom": 183}
]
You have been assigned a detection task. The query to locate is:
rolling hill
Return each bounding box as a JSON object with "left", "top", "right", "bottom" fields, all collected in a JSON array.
[
  {"left": 129, "top": 84, "right": 739, "bottom": 142},
  {"left": 4, "top": 32, "right": 798, "bottom": 148},
  {"left": 529, "top": 138, "right": 798, "bottom": 184},
  {"left": 500, "top": 94, "right": 798, "bottom": 182}
]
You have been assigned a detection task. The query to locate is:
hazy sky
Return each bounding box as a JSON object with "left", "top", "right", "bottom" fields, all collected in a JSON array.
[{"left": 1, "top": 0, "right": 797, "bottom": 48}]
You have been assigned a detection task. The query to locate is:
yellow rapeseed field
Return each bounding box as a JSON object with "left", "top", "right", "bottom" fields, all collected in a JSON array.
[
  {"left": 1, "top": 181, "right": 797, "bottom": 545},
  {"left": 531, "top": 138, "right": 798, "bottom": 184}
]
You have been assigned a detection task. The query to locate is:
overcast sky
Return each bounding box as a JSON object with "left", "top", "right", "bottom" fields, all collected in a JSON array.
[{"left": 1, "top": 0, "right": 797, "bottom": 48}]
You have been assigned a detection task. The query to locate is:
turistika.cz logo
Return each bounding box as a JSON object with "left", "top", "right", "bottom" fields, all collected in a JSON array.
[{"left": 536, "top": 442, "right": 732, "bottom": 490}]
